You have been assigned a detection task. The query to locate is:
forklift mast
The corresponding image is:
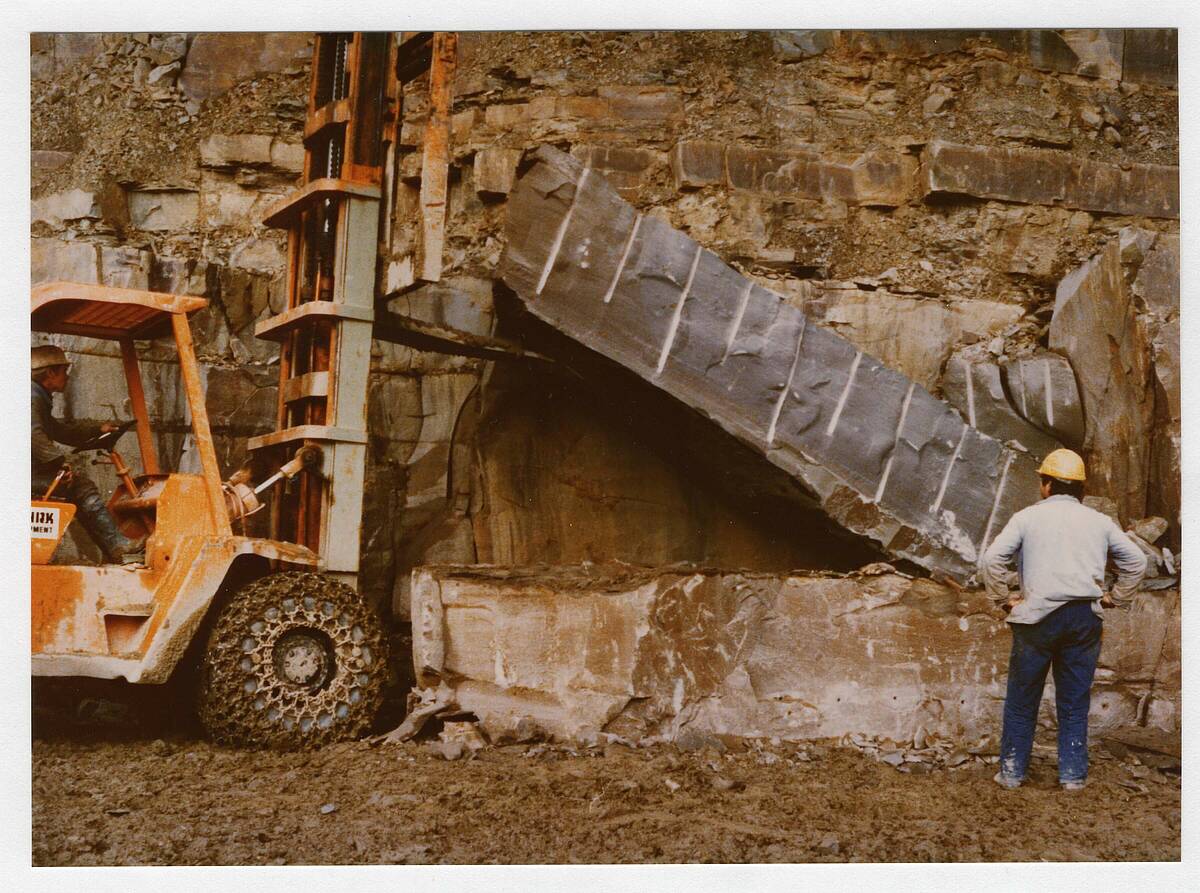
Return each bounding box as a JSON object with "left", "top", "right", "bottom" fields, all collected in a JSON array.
[{"left": 249, "top": 33, "right": 448, "bottom": 587}]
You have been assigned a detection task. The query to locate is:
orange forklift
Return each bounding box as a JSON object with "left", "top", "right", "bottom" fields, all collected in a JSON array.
[{"left": 31, "top": 281, "right": 388, "bottom": 749}]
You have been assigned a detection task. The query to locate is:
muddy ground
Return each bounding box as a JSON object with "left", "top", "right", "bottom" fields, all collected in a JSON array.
[{"left": 31, "top": 682, "right": 1180, "bottom": 866}]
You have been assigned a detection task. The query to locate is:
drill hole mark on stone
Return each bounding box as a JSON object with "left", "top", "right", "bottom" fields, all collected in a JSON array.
[
  {"left": 721, "top": 280, "right": 755, "bottom": 365},
  {"left": 931, "top": 427, "right": 969, "bottom": 514},
  {"left": 873, "top": 381, "right": 917, "bottom": 504},
  {"left": 963, "top": 359, "right": 977, "bottom": 428},
  {"left": 535, "top": 165, "right": 591, "bottom": 296},
  {"left": 824, "top": 350, "right": 862, "bottom": 437},
  {"left": 1043, "top": 359, "right": 1055, "bottom": 429},
  {"left": 655, "top": 244, "right": 704, "bottom": 376},
  {"left": 603, "top": 212, "right": 642, "bottom": 304},
  {"left": 1016, "top": 359, "right": 1030, "bottom": 420},
  {"left": 767, "top": 314, "right": 807, "bottom": 447},
  {"left": 979, "top": 450, "right": 1015, "bottom": 555}
]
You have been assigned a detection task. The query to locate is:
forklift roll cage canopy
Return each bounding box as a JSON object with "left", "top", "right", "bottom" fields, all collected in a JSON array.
[
  {"left": 32, "top": 281, "right": 207, "bottom": 341},
  {"left": 31, "top": 281, "right": 228, "bottom": 530}
]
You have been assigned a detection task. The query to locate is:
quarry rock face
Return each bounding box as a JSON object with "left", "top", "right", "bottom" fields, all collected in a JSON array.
[
  {"left": 32, "top": 29, "right": 1181, "bottom": 609},
  {"left": 501, "top": 147, "right": 1041, "bottom": 580},
  {"left": 412, "top": 565, "right": 1180, "bottom": 745}
]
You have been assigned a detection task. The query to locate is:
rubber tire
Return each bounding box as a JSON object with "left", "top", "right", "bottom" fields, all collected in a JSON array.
[{"left": 196, "top": 571, "right": 388, "bottom": 749}]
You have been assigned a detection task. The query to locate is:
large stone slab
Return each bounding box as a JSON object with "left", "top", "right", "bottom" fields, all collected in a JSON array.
[
  {"left": 411, "top": 565, "right": 1181, "bottom": 745},
  {"left": 1049, "top": 229, "right": 1156, "bottom": 524},
  {"left": 922, "top": 140, "right": 1179, "bottom": 219},
  {"left": 501, "top": 147, "right": 1041, "bottom": 580}
]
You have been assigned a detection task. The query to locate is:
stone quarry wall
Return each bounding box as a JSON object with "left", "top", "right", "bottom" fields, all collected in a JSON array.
[{"left": 32, "top": 31, "right": 1179, "bottom": 616}]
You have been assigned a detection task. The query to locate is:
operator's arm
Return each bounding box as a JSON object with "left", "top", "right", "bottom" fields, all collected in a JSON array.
[
  {"left": 33, "top": 385, "right": 103, "bottom": 449},
  {"left": 31, "top": 389, "right": 67, "bottom": 469},
  {"left": 1106, "top": 524, "right": 1148, "bottom": 608},
  {"left": 981, "top": 514, "right": 1023, "bottom": 606},
  {"left": 43, "top": 413, "right": 104, "bottom": 449}
]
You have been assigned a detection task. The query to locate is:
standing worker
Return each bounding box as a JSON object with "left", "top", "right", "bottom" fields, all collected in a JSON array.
[
  {"left": 32, "top": 345, "right": 145, "bottom": 563},
  {"left": 981, "top": 448, "right": 1146, "bottom": 791}
]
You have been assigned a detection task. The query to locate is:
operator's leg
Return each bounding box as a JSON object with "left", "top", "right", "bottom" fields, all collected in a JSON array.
[
  {"left": 60, "top": 470, "right": 138, "bottom": 561},
  {"left": 1051, "top": 600, "right": 1104, "bottom": 787},
  {"left": 997, "top": 620, "right": 1053, "bottom": 785}
]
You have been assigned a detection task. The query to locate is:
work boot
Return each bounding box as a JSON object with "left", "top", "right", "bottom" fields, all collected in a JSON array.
[
  {"left": 66, "top": 473, "right": 144, "bottom": 564},
  {"left": 112, "top": 535, "right": 148, "bottom": 566}
]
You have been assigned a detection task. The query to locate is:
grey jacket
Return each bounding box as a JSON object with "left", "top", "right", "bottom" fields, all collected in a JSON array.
[
  {"left": 981, "top": 494, "right": 1147, "bottom": 624},
  {"left": 31, "top": 380, "right": 102, "bottom": 475}
]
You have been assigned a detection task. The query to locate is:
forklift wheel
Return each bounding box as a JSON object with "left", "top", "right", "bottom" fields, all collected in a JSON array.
[{"left": 196, "top": 571, "right": 388, "bottom": 749}]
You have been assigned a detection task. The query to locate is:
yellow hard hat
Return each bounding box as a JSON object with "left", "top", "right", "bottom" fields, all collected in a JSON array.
[
  {"left": 1038, "top": 448, "right": 1086, "bottom": 482},
  {"left": 31, "top": 344, "right": 70, "bottom": 373}
]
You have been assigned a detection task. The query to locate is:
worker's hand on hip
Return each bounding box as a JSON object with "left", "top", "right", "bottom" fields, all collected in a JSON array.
[
  {"left": 1100, "top": 593, "right": 1116, "bottom": 609},
  {"left": 1002, "top": 594, "right": 1022, "bottom": 614}
]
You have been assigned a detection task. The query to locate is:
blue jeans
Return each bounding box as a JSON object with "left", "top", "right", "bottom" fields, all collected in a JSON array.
[{"left": 999, "top": 599, "right": 1103, "bottom": 784}]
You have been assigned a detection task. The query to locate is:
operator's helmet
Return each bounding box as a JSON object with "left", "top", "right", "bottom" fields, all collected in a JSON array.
[
  {"left": 1037, "top": 448, "right": 1086, "bottom": 483},
  {"left": 31, "top": 344, "right": 70, "bottom": 374}
]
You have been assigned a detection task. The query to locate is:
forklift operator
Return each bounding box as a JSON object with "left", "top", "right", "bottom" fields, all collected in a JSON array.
[{"left": 32, "top": 345, "right": 145, "bottom": 563}]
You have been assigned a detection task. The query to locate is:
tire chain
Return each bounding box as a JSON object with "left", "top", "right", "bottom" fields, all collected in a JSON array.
[{"left": 197, "top": 571, "right": 388, "bottom": 749}]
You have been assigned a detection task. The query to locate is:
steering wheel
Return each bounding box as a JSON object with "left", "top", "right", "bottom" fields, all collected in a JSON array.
[{"left": 74, "top": 420, "right": 136, "bottom": 453}]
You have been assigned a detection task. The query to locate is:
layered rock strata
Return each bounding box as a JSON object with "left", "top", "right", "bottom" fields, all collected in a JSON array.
[
  {"left": 501, "top": 147, "right": 1041, "bottom": 580},
  {"left": 412, "top": 564, "right": 1180, "bottom": 745}
]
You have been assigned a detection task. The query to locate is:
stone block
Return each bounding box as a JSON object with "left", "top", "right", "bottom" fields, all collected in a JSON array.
[
  {"left": 669, "top": 140, "right": 725, "bottom": 189},
  {"left": 100, "top": 246, "right": 152, "bottom": 290},
  {"left": 1029, "top": 29, "right": 1124, "bottom": 80},
  {"left": 1001, "top": 354, "right": 1086, "bottom": 449},
  {"left": 501, "top": 148, "right": 1040, "bottom": 580},
  {"left": 922, "top": 140, "right": 1179, "bottom": 219},
  {"left": 412, "top": 566, "right": 1179, "bottom": 746},
  {"left": 199, "top": 133, "right": 274, "bottom": 169},
  {"left": 269, "top": 140, "right": 304, "bottom": 175},
  {"left": 178, "top": 33, "right": 313, "bottom": 103},
  {"left": 942, "top": 359, "right": 1060, "bottom": 460},
  {"left": 199, "top": 172, "right": 284, "bottom": 228},
  {"left": 673, "top": 141, "right": 915, "bottom": 207},
  {"left": 473, "top": 147, "right": 522, "bottom": 197},
  {"left": 1122, "top": 29, "right": 1177, "bottom": 87},
  {"left": 31, "top": 238, "right": 98, "bottom": 285},
  {"left": 31, "top": 188, "right": 101, "bottom": 227},
  {"left": 50, "top": 33, "right": 104, "bottom": 72},
  {"left": 1050, "top": 231, "right": 1154, "bottom": 523},
  {"left": 128, "top": 189, "right": 199, "bottom": 231},
  {"left": 771, "top": 30, "right": 836, "bottom": 62},
  {"left": 31, "top": 150, "right": 72, "bottom": 173},
  {"left": 571, "top": 145, "right": 660, "bottom": 197},
  {"left": 597, "top": 85, "right": 684, "bottom": 122}
]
